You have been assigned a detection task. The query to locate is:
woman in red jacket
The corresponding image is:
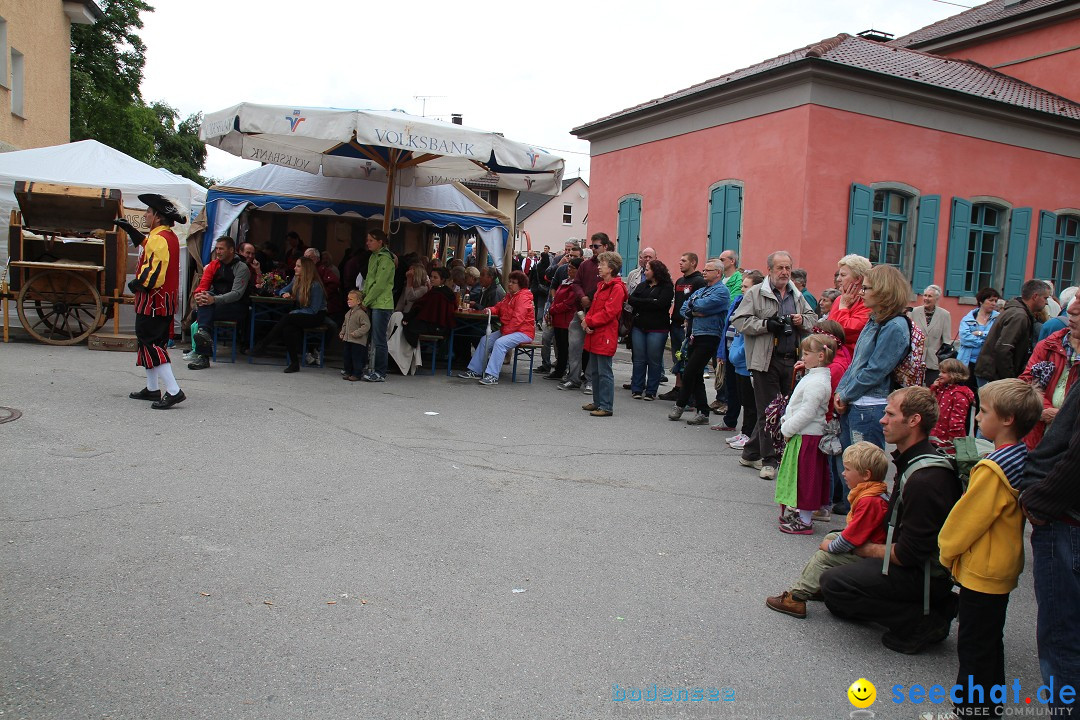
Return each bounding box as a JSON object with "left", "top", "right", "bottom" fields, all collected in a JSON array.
[
  {"left": 457, "top": 270, "right": 535, "bottom": 386},
  {"left": 545, "top": 257, "right": 585, "bottom": 381},
  {"left": 1018, "top": 298, "right": 1080, "bottom": 448},
  {"left": 582, "top": 252, "right": 628, "bottom": 416}
]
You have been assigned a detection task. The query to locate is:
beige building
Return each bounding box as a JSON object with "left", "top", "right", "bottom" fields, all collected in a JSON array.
[
  {"left": 514, "top": 177, "right": 589, "bottom": 253},
  {"left": 0, "top": 0, "right": 100, "bottom": 152}
]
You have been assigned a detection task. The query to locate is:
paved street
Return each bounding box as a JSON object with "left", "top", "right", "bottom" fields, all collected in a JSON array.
[{"left": 0, "top": 341, "right": 1044, "bottom": 720}]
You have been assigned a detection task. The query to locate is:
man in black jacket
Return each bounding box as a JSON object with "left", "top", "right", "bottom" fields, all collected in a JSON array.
[
  {"left": 820, "top": 386, "right": 962, "bottom": 654},
  {"left": 975, "top": 279, "right": 1050, "bottom": 381},
  {"left": 1021, "top": 380, "right": 1080, "bottom": 707},
  {"left": 189, "top": 236, "right": 251, "bottom": 370}
]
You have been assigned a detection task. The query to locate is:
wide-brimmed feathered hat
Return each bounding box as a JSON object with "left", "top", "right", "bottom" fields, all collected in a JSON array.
[{"left": 138, "top": 193, "right": 187, "bottom": 224}]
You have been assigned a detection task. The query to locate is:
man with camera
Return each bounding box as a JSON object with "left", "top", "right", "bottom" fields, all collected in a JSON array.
[{"left": 731, "top": 251, "right": 817, "bottom": 479}]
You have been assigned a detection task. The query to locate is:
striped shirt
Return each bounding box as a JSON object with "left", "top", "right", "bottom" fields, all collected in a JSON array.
[{"left": 986, "top": 443, "right": 1027, "bottom": 489}]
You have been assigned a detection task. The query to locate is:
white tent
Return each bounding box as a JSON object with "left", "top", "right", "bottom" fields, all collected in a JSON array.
[
  {"left": 0, "top": 140, "right": 207, "bottom": 265},
  {"left": 203, "top": 164, "right": 511, "bottom": 268}
]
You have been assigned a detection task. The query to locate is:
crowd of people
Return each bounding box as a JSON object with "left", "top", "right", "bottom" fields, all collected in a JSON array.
[{"left": 123, "top": 197, "right": 1078, "bottom": 715}]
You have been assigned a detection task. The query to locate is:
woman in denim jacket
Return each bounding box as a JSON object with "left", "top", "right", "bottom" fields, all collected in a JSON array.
[{"left": 834, "top": 265, "right": 913, "bottom": 450}]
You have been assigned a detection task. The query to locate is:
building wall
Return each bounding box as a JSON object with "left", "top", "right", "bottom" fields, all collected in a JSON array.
[
  {"left": 588, "top": 103, "right": 1080, "bottom": 320},
  {"left": 518, "top": 179, "right": 589, "bottom": 251},
  {"left": 0, "top": 1, "right": 72, "bottom": 150},
  {"left": 934, "top": 15, "right": 1080, "bottom": 102},
  {"left": 588, "top": 106, "right": 813, "bottom": 273}
]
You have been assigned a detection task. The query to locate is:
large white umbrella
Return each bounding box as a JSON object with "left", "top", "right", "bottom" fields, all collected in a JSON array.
[{"left": 200, "top": 103, "right": 564, "bottom": 233}]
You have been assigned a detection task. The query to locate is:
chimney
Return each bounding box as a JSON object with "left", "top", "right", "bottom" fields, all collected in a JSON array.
[
  {"left": 857, "top": 29, "right": 894, "bottom": 42},
  {"left": 451, "top": 114, "right": 463, "bottom": 125}
]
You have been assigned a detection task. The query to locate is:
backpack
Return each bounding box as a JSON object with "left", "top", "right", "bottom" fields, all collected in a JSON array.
[
  {"left": 944, "top": 436, "right": 995, "bottom": 490},
  {"left": 892, "top": 315, "right": 927, "bottom": 388},
  {"left": 882, "top": 450, "right": 959, "bottom": 615}
]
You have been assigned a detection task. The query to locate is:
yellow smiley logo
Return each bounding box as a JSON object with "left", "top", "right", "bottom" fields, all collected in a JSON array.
[{"left": 847, "top": 678, "right": 876, "bottom": 708}]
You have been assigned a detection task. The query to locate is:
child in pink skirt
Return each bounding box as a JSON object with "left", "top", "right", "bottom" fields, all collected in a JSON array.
[{"left": 775, "top": 333, "right": 837, "bottom": 534}]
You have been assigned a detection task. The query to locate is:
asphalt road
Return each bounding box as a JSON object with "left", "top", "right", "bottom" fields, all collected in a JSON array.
[{"left": 0, "top": 341, "right": 1045, "bottom": 720}]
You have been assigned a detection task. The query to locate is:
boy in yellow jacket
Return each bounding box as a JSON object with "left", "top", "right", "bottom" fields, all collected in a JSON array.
[{"left": 939, "top": 378, "right": 1043, "bottom": 718}]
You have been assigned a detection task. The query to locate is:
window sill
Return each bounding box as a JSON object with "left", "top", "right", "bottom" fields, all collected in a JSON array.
[{"left": 956, "top": 296, "right": 977, "bottom": 306}]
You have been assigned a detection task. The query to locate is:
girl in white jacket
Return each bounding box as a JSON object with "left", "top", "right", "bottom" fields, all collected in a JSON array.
[{"left": 775, "top": 334, "right": 837, "bottom": 535}]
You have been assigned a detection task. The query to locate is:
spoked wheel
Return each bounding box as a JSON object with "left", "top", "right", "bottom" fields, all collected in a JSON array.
[{"left": 16, "top": 270, "right": 103, "bottom": 345}]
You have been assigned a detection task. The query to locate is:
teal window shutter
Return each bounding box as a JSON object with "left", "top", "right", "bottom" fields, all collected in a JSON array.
[
  {"left": 1002, "top": 208, "right": 1032, "bottom": 298},
  {"left": 911, "top": 195, "right": 940, "bottom": 293},
  {"left": 945, "top": 197, "right": 973, "bottom": 296},
  {"left": 1034, "top": 210, "right": 1057, "bottom": 280},
  {"left": 723, "top": 184, "right": 742, "bottom": 255},
  {"left": 847, "top": 183, "right": 872, "bottom": 256},
  {"left": 617, "top": 197, "right": 641, "bottom": 276},
  {"left": 707, "top": 186, "right": 725, "bottom": 259}
]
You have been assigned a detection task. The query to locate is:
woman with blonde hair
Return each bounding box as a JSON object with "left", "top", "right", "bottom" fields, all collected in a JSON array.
[
  {"left": 833, "top": 264, "right": 913, "bottom": 449},
  {"left": 829, "top": 254, "right": 873, "bottom": 353},
  {"left": 396, "top": 263, "right": 430, "bottom": 314},
  {"left": 249, "top": 256, "right": 327, "bottom": 373}
]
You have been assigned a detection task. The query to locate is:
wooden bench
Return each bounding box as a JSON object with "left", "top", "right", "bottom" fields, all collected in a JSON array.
[
  {"left": 511, "top": 341, "right": 543, "bottom": 383},
  {"left": 417, "top": 334, "right": 444, "bottom": 376}
]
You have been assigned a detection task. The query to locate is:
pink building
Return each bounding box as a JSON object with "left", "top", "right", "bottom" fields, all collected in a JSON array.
[{"left": 572, "top": 0, "right": 1080, "bottom": 317}]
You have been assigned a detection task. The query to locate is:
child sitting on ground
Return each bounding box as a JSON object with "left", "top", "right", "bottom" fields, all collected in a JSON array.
[
  {"left": 775, "top": 333, "right": 836, "bottom": 535},
  {"left": 930, "top": 357, "right": 976, "bottom": 451},
  {"left": 765, "top": 441, "right": 890, "bottom": 618},
  {"left": 340, "top": 290, "right": 371, "bottom": 381},
  {"left": 938, "top": 379, "right": 1043, "bottom": 719}
]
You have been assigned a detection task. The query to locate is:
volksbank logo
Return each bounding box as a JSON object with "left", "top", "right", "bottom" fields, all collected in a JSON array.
[{"left": 285, "top": 110, "right": 306, "bottom": 132}]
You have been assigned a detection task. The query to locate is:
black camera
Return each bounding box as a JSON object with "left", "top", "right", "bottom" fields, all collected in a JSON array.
[{"left": 768, "top": 314, "right": 794, "bottom": 336}]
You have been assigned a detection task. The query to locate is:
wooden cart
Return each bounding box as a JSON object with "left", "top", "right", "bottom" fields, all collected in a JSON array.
[{"left": 2, "top": 182, "right": 128, "bottom": 345}]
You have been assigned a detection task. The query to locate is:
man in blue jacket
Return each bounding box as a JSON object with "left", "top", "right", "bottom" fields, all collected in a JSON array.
[{"left": 668, "top": 258, "right": 730, "bottom": 426}]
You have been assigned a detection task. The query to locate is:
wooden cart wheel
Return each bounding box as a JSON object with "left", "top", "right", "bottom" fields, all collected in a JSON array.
[{"left": 16, "top": 270, "right": 103, "bottom": 345}]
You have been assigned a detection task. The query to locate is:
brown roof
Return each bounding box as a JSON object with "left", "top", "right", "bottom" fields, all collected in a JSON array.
[
  {"left": 890, "top": 0, "right": 1075, "bottom": 48},
  {"left": 573, "top": 33, "right": 1080, "bottom": 133}
]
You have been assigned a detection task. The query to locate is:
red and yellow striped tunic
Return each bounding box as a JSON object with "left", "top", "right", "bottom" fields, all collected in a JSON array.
[{"left": 134, "top": 225, "right": 180, "bottom": 316}]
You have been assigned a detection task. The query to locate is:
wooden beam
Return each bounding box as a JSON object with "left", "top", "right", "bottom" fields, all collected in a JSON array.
[{"left": 396, "top": 153, "right": 439, "bottom": 170}]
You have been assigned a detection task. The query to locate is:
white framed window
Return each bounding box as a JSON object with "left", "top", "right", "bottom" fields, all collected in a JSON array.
[
  {"left": 0, "top": 17, "right": 8, "bottom": 89},
  {"left": 10, "top": 47, "right": 23, "bottom": 117},
  {"left": 562, "top": 203, "right": 572, "bottom": 225},
  {"left": 475, "top": 189, "right": 493, "bottom": 204}
]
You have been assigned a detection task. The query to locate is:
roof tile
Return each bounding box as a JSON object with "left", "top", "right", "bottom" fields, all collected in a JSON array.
[{"left": 890, "top": 0, "right": 1072, "bottom": 48}]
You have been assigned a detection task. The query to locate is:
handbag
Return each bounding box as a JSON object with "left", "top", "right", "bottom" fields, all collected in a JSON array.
[
  {"left": 936, "top": 341, "right": 958, "bottom": 363},
  {"left": 818, "top": 417, "right": 843, "bottom": 456}
]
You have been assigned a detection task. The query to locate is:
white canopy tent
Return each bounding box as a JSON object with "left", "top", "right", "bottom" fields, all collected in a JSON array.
[
  {"left": 0, "top": 140, "right": 207, "bottom": 266},
  {"left": 201, "top": 163, "right": 512, "bottom": 268}
]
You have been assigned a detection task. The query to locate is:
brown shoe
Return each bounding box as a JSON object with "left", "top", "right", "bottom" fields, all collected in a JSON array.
[
  {"left": 345, "top": 375, "right": 362, "bottom": 381},
  {"left": 582, "top": 403, "right": 598, "bottom": 411},
  {"left": 765, "top": 591, "right": 807, "bottom": 619},
  {"left": 590, "top": 408, "right": 613, "bottom": 417}
]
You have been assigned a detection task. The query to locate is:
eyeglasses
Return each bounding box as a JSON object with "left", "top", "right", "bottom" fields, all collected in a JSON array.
[
  {"left": 590, "top": 244, "right": 601, "bottom": 248},
  {"left": 703, "top": 268, "right": 720, "bottom": 274}
]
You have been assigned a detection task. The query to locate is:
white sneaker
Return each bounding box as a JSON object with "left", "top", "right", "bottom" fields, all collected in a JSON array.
[
  {"left": 727, "top": 434, "right": 750, "bottom": 449},
  {"left": 760, "top": 465, "right": 777, "bottom": 481}
]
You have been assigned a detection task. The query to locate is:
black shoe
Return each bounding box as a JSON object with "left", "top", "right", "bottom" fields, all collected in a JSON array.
[
  {"left": 881, "top": 614, "right": 951, "bottom": 655},
  {"left": 284, "top": 364, "right": 300, "bottom": 373},
  {"left": 150, "top": 389, "right": 186, "bottom": 409},
  {"left": 659, "top": 375, "right": 670, "bottom": 384},
  {"left": 193, "top": 329, "right": 212, "bottom": 357},
  {"left": 187, "top": 355, "right": 210, "bottom": 371},
  {"left": 658, "top": 389, "right": 679, "bottom": 401},
  {"left": 831, "top": 501, "right": 851, "bottom": 515},
  {"left": 535, "top": 364, "right": 551, "bottom": 374},
  {"left": 622, "top": 382, "right": 632, "bottom": 390},
  {"left": 544, "top": 371, "right": 562, "bottom": 380},
  {"left": 129, "top": 387, "right": 161, "bottom": 401}
]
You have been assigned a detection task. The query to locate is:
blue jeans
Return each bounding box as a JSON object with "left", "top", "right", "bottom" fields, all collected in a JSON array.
[
  {"left": 468, "top": 330, "right": 532, "bottom": 378},
  {"left": 630, "top": 327, "right": 666, "bottom": 395},
  {"left": 840, "top": 403, "right": 887, "bottom": 451},
  {"left": 589, "top": 353, "right": 615, "bottom": 412},
  {"left": 369, "top": 308, "right": 392, "bottom": 377},
  {"left": 1031, "top": 522, "right": 1080, "bottom": 707}
]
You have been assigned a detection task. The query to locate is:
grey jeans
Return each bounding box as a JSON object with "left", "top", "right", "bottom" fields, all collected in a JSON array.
[
  {"left": 567, "top": 315, "right": 585, "bottom": 382},
  {"left": 541, "top": 319, "right": 555, "bottom": 366}
]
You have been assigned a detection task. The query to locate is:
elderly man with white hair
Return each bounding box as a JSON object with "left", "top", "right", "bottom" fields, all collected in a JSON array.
[
  {"left": 911, "top": 284, "right": 952, "bottom": 386},
  {"left": 1038, "top": 285, "right": 1079, "bottom": 341}
]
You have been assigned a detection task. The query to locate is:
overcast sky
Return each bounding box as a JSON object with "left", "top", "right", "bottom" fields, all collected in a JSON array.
[{"left": 138, "top": 0, "right": 963, "bottom": 185}]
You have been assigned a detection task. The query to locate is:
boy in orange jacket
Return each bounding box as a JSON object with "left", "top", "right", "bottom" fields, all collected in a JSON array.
[{"left": 938, "top": 379, "right": 1044, "bottom": 718}]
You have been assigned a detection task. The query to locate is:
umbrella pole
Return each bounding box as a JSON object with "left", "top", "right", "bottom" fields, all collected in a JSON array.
[{"left": 382, "top": 150, "right": 398, "bottom": 235}]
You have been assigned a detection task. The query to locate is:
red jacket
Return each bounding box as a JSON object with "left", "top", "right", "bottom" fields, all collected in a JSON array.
[
  {"left": 584, "top": 277, "right": 627, "bottom": 356},
  {"left": 828, "top": 298, "right": 871, "bottom": 354},
  {"left": 549, "top": 280, "right": 585, "bottom": 329},
  {"left": 930, "top": 382, "right": 975, "bottom": 450},
  {"left": 826, "top": 343, "right": 853, "bottom": 420},
  {"left": 491, "top": 288, "right": 535, "bottom": 338},
  {"left": 1019, "top": 329, "right": 1079, "bottom": 449}
]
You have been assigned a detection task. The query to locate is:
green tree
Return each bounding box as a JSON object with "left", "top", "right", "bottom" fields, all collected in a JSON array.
[{"left": 71, "top": 0, "right": 211, "bottom": 186}]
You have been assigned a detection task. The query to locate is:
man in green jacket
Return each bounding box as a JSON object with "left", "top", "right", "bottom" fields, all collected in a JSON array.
[{"left": 362, "top": 229, "right": 396, "bottom": 382}]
